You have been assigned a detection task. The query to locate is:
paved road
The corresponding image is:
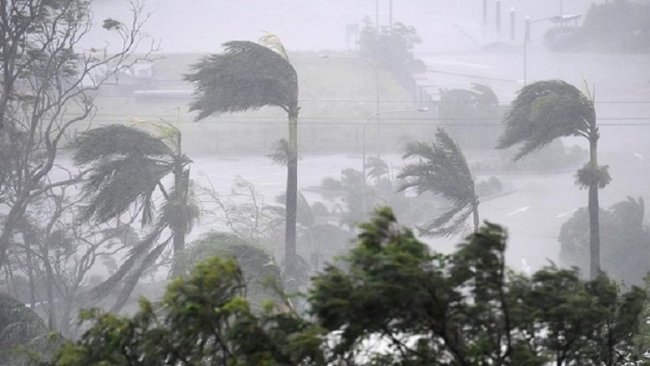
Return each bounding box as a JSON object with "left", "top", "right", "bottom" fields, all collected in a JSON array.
[{"left": 187, "top": 152, "right": 650, "bottom": 274}]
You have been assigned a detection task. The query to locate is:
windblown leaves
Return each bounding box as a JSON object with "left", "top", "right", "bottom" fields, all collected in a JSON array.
[
  {"left": 74, "top": 125, "right": 177, "bottom": 224},
  {"left": 185, "top": 41, "right": 299, "bottom": 120},
  {"left": 398, "top": 128, "right": 478, "bottom": 236},
  {"left": 497, "top": 80, "right": 595, "bottom": 160}
]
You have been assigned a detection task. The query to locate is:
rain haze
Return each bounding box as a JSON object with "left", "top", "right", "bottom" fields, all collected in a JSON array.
[
  {"left": 2, "top": 0, "right": 650, "bottom": 361},
  {"left": 85, "top": 0, "right": 650, "bottom": 268}
]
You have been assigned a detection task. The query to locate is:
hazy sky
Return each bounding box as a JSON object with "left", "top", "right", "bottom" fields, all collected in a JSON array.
[{"left": 90, "top": 0, "right": 596, "bottom": 53}]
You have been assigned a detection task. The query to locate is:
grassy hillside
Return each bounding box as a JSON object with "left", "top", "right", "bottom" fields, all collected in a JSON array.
[{"left": 87, "top": 52, "right": 433, "bottom": 155}]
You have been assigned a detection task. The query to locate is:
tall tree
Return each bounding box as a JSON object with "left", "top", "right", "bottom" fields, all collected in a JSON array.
[
  {"left": 398, "top": 128, "right": 479, "bottom": 236},
  {"left": 497, "top": 80, "right": 609, "bottom": 279},
  {"left": 0, "top": 0, "right": 150, "bottom": 268},
  {"left": 184, "top": 37, "right": 300, "bottom": 274},
  {"left": 74, "top": 124, "right": 199, "bottom": 309}
]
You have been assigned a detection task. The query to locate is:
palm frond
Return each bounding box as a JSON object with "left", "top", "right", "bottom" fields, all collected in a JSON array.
[
  {"left": 418, "top": 203, "right": 474, "bottom": 237},
  {"left": 497, "top": 80, "right": 594, "bottom": 160},
  {"left": 185, "top": 40, "right": 298, "bottom": 120},
  {"left": 259, "top": 32, "right": 290, "bottom": 61},
  {"left": 79, "top": 156, "right": 173, "bottom": 223},
  {"left": 399, "top": 129, "right": 475, "bottom": 203},
  {"left": 158, "top": 179, "right": 201, "bottom": 235},
  {"left": 399, "top": 129, "right": 477, "bottom": 237},
  {"left": 366, "top": 156, "right": 389, "bottom": 180},
  {"left": 267, "top": 138, "right": 290, "bottom": 166},
  {"left": 74, "top": 125, "right": 174, "bottom": 165}
]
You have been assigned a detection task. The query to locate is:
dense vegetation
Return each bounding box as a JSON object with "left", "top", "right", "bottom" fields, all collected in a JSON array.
[
  {"left": 545, "top": 0, "right": 650, "bottom": 52},
  {"left": 47, "top": 209, "right": 649, "bottom": 365}
]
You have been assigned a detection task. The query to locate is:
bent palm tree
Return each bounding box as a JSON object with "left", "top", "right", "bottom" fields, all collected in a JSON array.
[
  {"left": 497, "top": 80, "right": 609, "bottom": 279},
  {"left": 398, "top": 128, "right": 479, "bottom": 236},
  {"left": 185, "top": 38, "right": 300, "bottom": 274},
  {"left": 74, "top": 124, "right": 198, "bottom": 309}
]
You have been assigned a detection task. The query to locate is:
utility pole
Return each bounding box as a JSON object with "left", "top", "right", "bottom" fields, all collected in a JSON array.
[
  {"left": 376, "top": 0, "right": 380, "bottom": 31},
  {"left": 496, "top": 0, "right": 501, "bottom": 36},
  {"left": 389, "top": 0, "right": 393, "bottom": 30},
  {"left": 510, "top": 7, "right": 516, "bottom": 41},
  {"left": 483, "top": 0, "right": 488, "bottom": 25}
]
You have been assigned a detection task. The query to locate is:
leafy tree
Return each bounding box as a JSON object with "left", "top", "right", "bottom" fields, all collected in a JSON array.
[
  {"left": 185, "top": 36, "right": 301, "bottom": 276},
  {"left": 74, "top": 124, "right": 199, "bottom": 310},
  {"left": 47, "top": 208, "right": 648, "bottom": 365},
  {"left": 310, "top": 208, "right": 647, "bottom": 365},
  {"left": 497, "top": 80, "right": 610, "bottom": 279},
  {"left": 559, "top": 196, "right": 650, "bottom": 286},
  {"left": 174, "top": 232, "right": 283, "bottom": 311},
  {"left": 47, "top": 257, "right": 324, "bottom": 366},
  {"left": 0, "top": 0, "right": 149, "bottom": 268},
  {"left": 399, "top": 128, "right": 479, "bottom": 236}
]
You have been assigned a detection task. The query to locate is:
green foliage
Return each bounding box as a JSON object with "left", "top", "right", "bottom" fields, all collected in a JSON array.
[
  {"left": 575, "top": 162, "right": 612, "bottom": 189},
  {"left": 48, "top": 209, "right": 649, "bottom": 365},
  {"left": 559, "top": 197, "right": 650, "bottom": 285},
  {"left": 185, "top": 40, "right": 299, "bottom": 120},
  {"left": 75, "top": 124, "right": 198, "bottom": 310},
  {"left": 48, "top": 256, "right": 324, "bottom": 366},
  {"left": 497, "top": 80, "right": 594, "bottom": 160},
  {"left": 310, "top": 208, "right": 647, "bottom": 365},
  {"left": 174, "top": 232, "right": 283, "bottom": 311},
  {"left": 399, "top": 128, "right": 479, "bottom": 236}
]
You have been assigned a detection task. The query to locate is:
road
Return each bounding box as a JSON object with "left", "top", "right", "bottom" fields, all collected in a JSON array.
[{"left": 184, "top": 151, "right": 650, "bottom": 274}]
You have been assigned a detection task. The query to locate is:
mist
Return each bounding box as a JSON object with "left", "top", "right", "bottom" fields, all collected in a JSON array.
[{"left": 2, "top": 0, "right": 650, "bottom": 359}]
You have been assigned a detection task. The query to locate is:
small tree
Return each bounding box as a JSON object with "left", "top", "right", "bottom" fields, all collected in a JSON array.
[{"left": 399, "top": 128, "right": 479, "bottom": 236}]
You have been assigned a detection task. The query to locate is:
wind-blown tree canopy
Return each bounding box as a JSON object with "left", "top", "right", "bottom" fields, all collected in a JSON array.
[
  {"left": 74, "top": 125, "right": 182, "bottom": 225},
  {"left": 47, "top": 209, "right": 648, "bottom": 365},
  {"left": 186, "top": 40, "right": 299, "bottom": 118},
  {"left": 399, "top": 128, "right": 479, "bottom": 236},
  {"left": 185, "top": 38, "right": 302, "bottom": 279},
  {"left": 497, "top": 80, "right": 594, "bottom": 160},
  {"left": 497, "top": 79, "right": 608, "bottom": 280},
  {"left": 74, "top": 124, "right": 198, "bottom": 309}
]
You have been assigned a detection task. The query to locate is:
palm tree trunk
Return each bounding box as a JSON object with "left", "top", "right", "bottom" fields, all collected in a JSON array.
[
  {"left": 588, "top": 136, "right": 601, "bottom": 280},
  {"left": 285, "top": 107, "right": 299, "bottom": 276},
  {"left": 472, "top": 200, "right": 480, "bottom": 233},
  {"left": 170, "top": 164, "right": 188, "bottom": 278}
]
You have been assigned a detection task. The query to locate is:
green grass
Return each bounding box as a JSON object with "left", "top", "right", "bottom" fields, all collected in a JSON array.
[{"left": 84, "top": 51, "right": 435, "bottom": 155}]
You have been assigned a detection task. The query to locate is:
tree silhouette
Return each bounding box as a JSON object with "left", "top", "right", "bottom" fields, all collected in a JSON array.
[
  {"left": 74, "top": 124, "right": 198, "bottom": 310},
  {"left": 497, "top": 80, "right": 609, "bottom": 279},
  {"left": 185, "top": 37, "right": 301, "bottom": 275},
  {"left": 399, "top": 128, "right": 479, "bottom": 236}
]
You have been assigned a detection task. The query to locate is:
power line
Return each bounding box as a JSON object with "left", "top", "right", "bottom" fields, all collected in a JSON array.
[
  {"left": 94, "top": 94, "right": 650, "bottom": 105},
  {"left": 80, "top": 118, "right": 650, "bottom": 127}
]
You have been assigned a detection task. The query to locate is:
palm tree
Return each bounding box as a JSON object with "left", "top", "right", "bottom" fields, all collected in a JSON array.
[
  {"left": 398, "top": 128, "right": 479, "bottom": 236},
  {"left": 496, "top": 80, "right": 610, "bottom": 279},
  {"left": 184, "top": 37, "right": 300, "bottom": 274},
  {"left": 74, "top": 124, "right": 199, "bottom": 309}
]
